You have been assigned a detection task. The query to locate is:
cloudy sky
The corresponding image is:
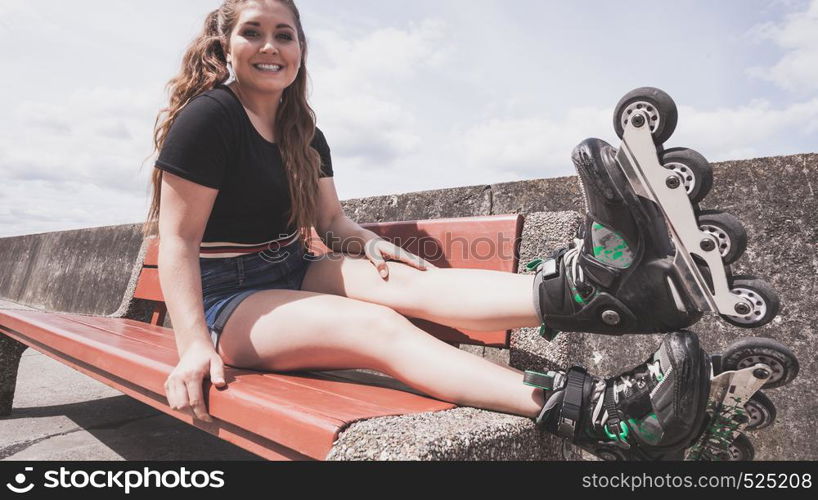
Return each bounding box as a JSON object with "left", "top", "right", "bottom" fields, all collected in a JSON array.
[{"left": 1, "top": 0, "right": 816, "bottom": 238}]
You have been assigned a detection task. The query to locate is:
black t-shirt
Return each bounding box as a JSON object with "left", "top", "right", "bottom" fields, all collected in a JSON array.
[{"left": 155, "top": 83, "right": 332, "bottom": 256}]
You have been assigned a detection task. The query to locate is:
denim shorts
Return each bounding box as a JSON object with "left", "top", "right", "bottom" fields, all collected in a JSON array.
[{"left": 200, "top": 238, "right": 315, "bottom": 350}]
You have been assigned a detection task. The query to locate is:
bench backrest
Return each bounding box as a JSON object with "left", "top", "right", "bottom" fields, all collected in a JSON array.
[{"left": 133, "top": 215, "right": 524, "bottom": 348}]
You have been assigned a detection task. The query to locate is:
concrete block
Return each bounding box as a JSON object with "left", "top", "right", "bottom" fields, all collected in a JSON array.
[
  {"left": 327, "top": 407, "right": 563, "bottom": 461},
  {"left": 0, "top": 224, "right": 144, "bottom": 316},
  {"left": 342, "top": 185, "right": 492, "bottom": 223}
]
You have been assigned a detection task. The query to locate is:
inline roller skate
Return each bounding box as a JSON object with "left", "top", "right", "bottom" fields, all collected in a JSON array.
[
  {"left": 524, "top": 332, "right": 799, "bottom": 461},
  {"left": 526, "top": 331, "right": 711, "bottom": 460},
  {"left": 531, "top": 87, "right": 780, "bottom": 339}
]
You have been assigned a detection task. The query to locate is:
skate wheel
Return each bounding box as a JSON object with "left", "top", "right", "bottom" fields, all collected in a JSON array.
[
  {"left": 659, "top": 148, "right": 714, "bottom": 204},
  {"left": 697, "top": 210, "right": 748, "bottom": 264},
  {"left": 720, "top": 336, "right": 799, "bottom": 389},
  {"left": 613, "top": 87, "right": 678, "bottom": 145},
  {"left": 728, "top": 434, "right": 755, "bottom": 461},
  {"left": 721, "top": 276, "right": 781, "bottom": 329},
  {"left": 744, "top": 391, "right": 777, "bottom": 431}
]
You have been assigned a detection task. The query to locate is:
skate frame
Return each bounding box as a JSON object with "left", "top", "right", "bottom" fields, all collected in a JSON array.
[
  {"left": 615, "top": 112, "right": 752, "bottom": 318},
  {"left": 684, "top": 363, "right": 770, "bottom": 461}
]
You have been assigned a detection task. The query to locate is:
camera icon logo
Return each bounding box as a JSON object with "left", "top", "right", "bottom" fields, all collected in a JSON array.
[{"left": 6, "top": 467, "right": 34, "bottom": 494}]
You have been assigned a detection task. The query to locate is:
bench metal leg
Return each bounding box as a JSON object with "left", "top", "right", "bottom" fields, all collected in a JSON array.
[{"left": 0, "top": 335, "right": 28, "bottom": 416}]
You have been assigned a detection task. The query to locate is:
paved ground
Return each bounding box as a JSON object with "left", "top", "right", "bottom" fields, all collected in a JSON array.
[{"left": 0, "top": 301, "right": 260, "bottom": 461}]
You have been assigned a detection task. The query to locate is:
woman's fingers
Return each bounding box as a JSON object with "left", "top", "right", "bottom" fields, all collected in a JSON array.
[
  {"left": 366, "top": 238, "right": 440, "bottom": 277},
  {"left": 184, "top": 378, "right": 212, "bottom": 422},
  {"left": 165, "top": 377, "right": 186, "bottom": 411},
  {"left": 390, "top": 246, "right": 435, "bottom": 271},
  {"left": 210, "top": 354, "right": 227, "bottom": 387},
  {"left": 164, "top": 349, "right": 225, "bottom": 423},
  {"left": 373, "top": 257, "right": 389, "bottom": 278},
  {"left": 365, "top": 238, "right": 390, "bottom": 278}
]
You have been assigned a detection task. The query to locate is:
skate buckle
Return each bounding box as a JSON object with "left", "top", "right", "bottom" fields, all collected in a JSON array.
[
  {"left": 558, "top": 416, "right": 577, "bottom": 437},
  {"left": 604, "top": 421, "right": 632, "bottom": 449}
]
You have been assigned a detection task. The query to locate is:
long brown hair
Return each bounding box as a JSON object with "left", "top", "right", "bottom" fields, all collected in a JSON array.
[{"left": 143, "top": 0, "right": 321, "bottom": 251}]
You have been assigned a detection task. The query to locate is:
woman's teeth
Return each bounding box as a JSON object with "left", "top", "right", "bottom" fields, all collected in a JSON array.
[{"left": 253, "top": 64, "right": 282, "bottom": 72}]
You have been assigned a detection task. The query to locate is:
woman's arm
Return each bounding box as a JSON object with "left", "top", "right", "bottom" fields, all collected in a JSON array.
[
  {"left": 315, "top": 178, "right": 435, "bottom": 278},
  {"left": 322, "top": 214, "right": 381, "bottom": 256},
  {"left": 315, "top": 178, "right": 381, "bottom": 255},
  {"left": 158, "top": 172, "right": 226, "bottom": 422}
]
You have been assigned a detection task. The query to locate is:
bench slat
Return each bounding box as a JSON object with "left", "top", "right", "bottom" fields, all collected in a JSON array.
[
  {"left": 0, "top": 309, "right": 455, "bottom": 459},
  {"left": 60, "top": 314, "right": 455, "bottom": 415},
  {"left": 61, "top": 314, "right": 178, "bottom": 351},
  {"left": 133, "top": 268, "right": 164, "bottom": 303}
]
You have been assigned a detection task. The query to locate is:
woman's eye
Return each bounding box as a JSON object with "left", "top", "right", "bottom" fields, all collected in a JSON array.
[
  {"left": 277, "top": 33, "right": 293, "bottom": 41},
  {"left": 243, "top": 30, "right": 258, "bottom": 37}
]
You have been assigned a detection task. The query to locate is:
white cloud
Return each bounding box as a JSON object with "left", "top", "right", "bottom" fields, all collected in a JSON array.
[
  {"left": 674, "top": 98, "right": 818, "bottom": 161},
  {"left": 452, "top": 106, "right": 612, "bottom": 180},
  {"left": 0, "top": 85, "right": 160, "bottom": 237},
  {"left": 441, "top": 96, "right": 818, "bottom": 189},
  {"left": 748, "top": 0, "right": 818, "bottom": 92},
  {"left": 0, "top": 179, "right": 148, "bottom": 238},
  {"left": 309, "top": 19, "right": 451, "bottom": 168}
]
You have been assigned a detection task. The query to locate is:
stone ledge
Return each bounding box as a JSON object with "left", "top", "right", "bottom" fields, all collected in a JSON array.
[{"left": 327, "top": 407, "right": 563, "bottom": 461}]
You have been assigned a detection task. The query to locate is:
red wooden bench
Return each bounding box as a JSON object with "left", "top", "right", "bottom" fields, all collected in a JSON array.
[{"left": 0, "top": 215, "right": 523, "bottom": 460}]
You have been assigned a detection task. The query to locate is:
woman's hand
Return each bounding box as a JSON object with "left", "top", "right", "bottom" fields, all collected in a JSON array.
[
  {"left": 164, "top": 340, "right": 227, "bottom": 423},
  {"left": 363, "top": 237, "right": 438, "bottom": 280}
]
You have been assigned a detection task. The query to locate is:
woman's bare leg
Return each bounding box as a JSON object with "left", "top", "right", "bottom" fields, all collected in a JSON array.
[
  {"left": 217, "top": 289, "right": 544, "bottom": 418},
  {"left": 301, "top": 253, "right": 542, "bottom": 332}
]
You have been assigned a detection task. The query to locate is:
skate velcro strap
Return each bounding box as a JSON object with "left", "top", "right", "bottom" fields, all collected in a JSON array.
[
  {"left": 523, "top": 371, "right": 564, "bottom": 391},
  {"left": 602, "top": 385, "right": 634, "bottom": 448},
  {"left": 532, "top": 258, "right": 561, "bottom": 342},
  {"left": 557, "top": 367, "right": 587, "bottom": 440},
  {"left": 603, "top": 385, "right": 620, "bottom": 423}
]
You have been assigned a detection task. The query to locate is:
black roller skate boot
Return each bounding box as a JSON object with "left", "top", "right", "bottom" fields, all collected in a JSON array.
[
  {"left": 531, "top": 87, "right": 780, "bottom": 340},
  {"left": 525, "top": 331, "right": 711, "bottom": 461}
]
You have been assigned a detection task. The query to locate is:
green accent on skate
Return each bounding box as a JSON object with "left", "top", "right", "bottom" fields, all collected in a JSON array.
[
  {"left": 590, "top": 222, "right": 634, "bottom": 269},
  {"left": 656, "top": 373, "right": 664, "bottom": 382},
  {"left": 523, "top": 370, "right": 556, "bottom": 391},
  {"left": 526, "top": 258, "right": 543, "bottom": 271},
  {"left": 539, "top": 324, "right": 559, "bottom": 342},
  {"left": 603, "top": 421, "right": 629, "bottom": 442},
  {"left": 574, "top": 293, "right": 585, "bottom": 304},
  {"left": 627, "top": 413, "right": 662, "bottom": 444}
]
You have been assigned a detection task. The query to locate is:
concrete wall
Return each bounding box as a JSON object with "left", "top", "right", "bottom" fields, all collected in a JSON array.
[
  {"left": 0, "top": 224, "right": 144, "bottom": 316},
  {"left": 1, "top": 152, "right": 815, "bottom": 459}
]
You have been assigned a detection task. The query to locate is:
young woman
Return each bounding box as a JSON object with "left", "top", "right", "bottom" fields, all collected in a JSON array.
[{"left": 144, "top": 0, "right": 711, "bottom": 461}]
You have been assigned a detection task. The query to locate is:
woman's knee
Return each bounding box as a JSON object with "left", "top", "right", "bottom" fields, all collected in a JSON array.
[{"left": 339, "top": 302, "right": 412, "bottom": 346}]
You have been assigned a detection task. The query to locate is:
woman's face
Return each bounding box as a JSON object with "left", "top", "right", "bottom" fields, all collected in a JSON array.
[{"left": 226, "top": 1, "right": 302, "bottom": 97}]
